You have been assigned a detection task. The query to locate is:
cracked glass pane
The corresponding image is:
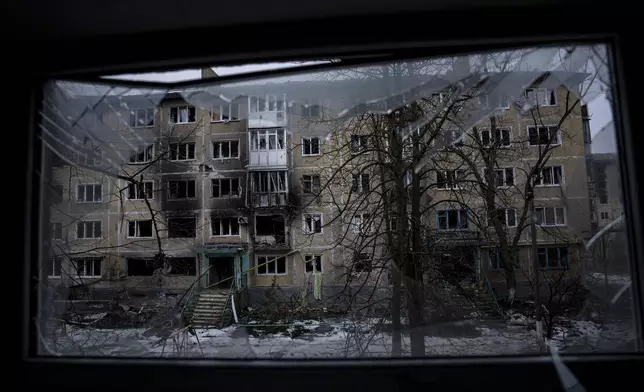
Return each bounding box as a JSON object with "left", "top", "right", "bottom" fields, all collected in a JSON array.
[{"left": 36, "top": 44, "right": 638, "bottom": 360}]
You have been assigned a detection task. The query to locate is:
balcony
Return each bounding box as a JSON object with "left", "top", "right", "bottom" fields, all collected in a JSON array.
[
  {"left": 248, "top": 129, "right": 289, "bottom": 168},
  {"left": 254, "top": 215, "right": 290, "bottom": 249},
  {"left": 251, "top": 192, "right": 288, "bottom": 208},
  {"left": 249, "top": 110, "right": 287, "bottom": 128},
  {"left": 248, "top": 94, "right": 288, "bottom": 128}
]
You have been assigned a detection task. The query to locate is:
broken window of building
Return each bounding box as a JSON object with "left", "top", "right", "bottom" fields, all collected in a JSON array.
[
  {"left": 126, "top": 258, "right": 157, "bottom": 276},
  {"left": 350, "top": 134, "right": 369, "bottom": 153},
  {"left": 437, "top": 209, "right": 468, "bottom": 230},
  {"left": 251, "top": 171, "right": 287, "bottom": 206},
  {"left": 488, "top": 248, "right": 519, "bottom": 270},
  {"left": 525, "top": 88, "right": 557, "bottom": 107},
  {"left": 528, "top": 126, "right": 560, "bottom": 146},
  {"left": 537, "top": 165, "right": 563, "bottom": 186},
  {"left": 351, "top": 213, "right": 371, "bottom": 234},
  {"left": 74, "top": 258, "right": 102, "bottom": 277},
  {"left": 302, "top": 213, "right": 323, "bottom": 234},
  {"left": 51, "top": 222, "right": 63, "bottom": 240},
  {"left": 436, "top": 169, "right": 467, "bottom": 189},
  {"left": 534, "top": 207, "right": 566, "bottom": 226},
  {"left": 596, "top": 165, "right": 608, "bottom": 204},
  {"left": 538, "top": 247, "right": 570, "bottom": 269},
  {"left": 484, "top": 168, "right": 514, "bottom": 188},
  {"left": 129, "top": 108, "right": 155, "bottom": 128},
  {"left": 444, "top": 129, "right": 464, "bottom": 147},
  {"left": 77, "top": 184, "right": 102, "bottom": 202},
  {"left": 481, "top": 128, "right": 511, "bottom": 147},
  {"left": 302, "top": 103, "right": 321, "bottom": 118},
  {"left": 127, "top": 181, "right": 154, "bottom": 200},
  {"left": 351, "top": 173, "right": 370, "bottom": 193},
  {"left": 168, "top": 217, "right": 196, "bottom": 238},
  {"left": 211, "top": 103, "right": 240, "bottom": 121},
  {"left": 127, "top": 220, "right": 153, "bottom": 237},
  {"left": 46, "top": 257, "right": 63, "bottom": 277},
  {"left": 256, "top": 255, "right": 287, "bottom": 275},
  {"left": 129, "top": 144, "right": 154, "bottom": 163},
  {"left": 212, "top": 177, "right": 240, "bottom": 197},
  {"left": 301, "top": 136, "right": 321, "bottom": 156},
  {"left": 170, "top": 106, "right": 196, "bottom": 124},
  {"left": 77, "top": 221, "right": 101, "bottom": 239},
  {"left": 168, "top": 257, "right": 197, "bottom": 275},
  {"left": 255, "top": 215, "right": 286, "bottom": 243},
  {"left": 213, "top": 140, "right": 240, "bottom": 159},
  {"left": 169, "top": 142, "right": 196, "bottom": 160},
  {"left": 168, "top": 180, "right": 196, "bottom": 199},
  {"left": 353, "top": 252, "right": 372, "bottom": 273},
  {"left": 488, "top": 208, "right": 517, "bottom": 227},
  {"left": 302, "top": 174, "right": 321, "bottom": 194},
  {"left": 600, "top": 211, "right": 610, "bottom": 220},
  {"left": 304, "top": 255, "right": 322, "bottom": 273},
  {"left": 250, "top": 129, "right": 285, "bottom": 151},
  {"left": 211, "top": 218, "right": 240, "bottom": 236}
]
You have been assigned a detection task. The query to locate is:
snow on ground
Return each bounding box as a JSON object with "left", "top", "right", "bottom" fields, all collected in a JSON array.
[
  {"left": 42, "top": 316, "right": 636, "bottom": 358},
  {"left": 586, "top": 272, "right": 631, "bottom": 286}
]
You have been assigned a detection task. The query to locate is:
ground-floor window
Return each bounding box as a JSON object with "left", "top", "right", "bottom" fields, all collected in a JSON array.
[
  {"left": 256, "top": 255, "right": 287, "bottom": 275},
  {"left": 537, "top": 247, "right": 570, "bottom": 269},
  {"left": 73, "top": 257, "right": 102, "bottom": 277},
  {"left": 488, "top": 248, "right": 520, "bottom": 270},
  {"left": 127, "top": 257, "right": 196, "bottom": 276},
  {"left": 304, "top": 255, "right": 322, "bottom": 273}
]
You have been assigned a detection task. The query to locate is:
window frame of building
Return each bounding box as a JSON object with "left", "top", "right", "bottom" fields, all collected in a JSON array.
[
  {"left": 250, "top": 129, "right": 286, "bottom": 151},
  {"left": 211, "top": 103, "right": 240, "bottom": 122},
  {"left": 596, "top": 165, "right": 608, "bottom": 204},
  {"left": 437, "top": 209, "right": 469, "bottom": 230},
  {"left": 212, "top": 140, "right": 240, "bottom": 159},
  {"left": 536, "top": 165, "right": 564, "bottom": 187},
  {"left": 481, "top": 93, "right": 511, "bottom": 109},
  {"left": 76, "top": 221, "right": 102, "bottom": 239},
  {"left": 129, "top": 108, "right": 155, "bottom": 128},
  {"left": 51, "top": 222, "right": 63, "bottom": 240},
  {"left": 302, "top": 174, "right": 321, "bottom": 194},
  {"left": 600, "top": 211, "right": 611, "bottom": 220},
  {"left": 302, "top": 213, "right": 323, "bottom": 234},
  {"left": 167, "top": 217, "right": 196, "bottom": 238},
  {"left": 129, "top": 144, "right": 154, "bottom": 163},
  {"left": 350, "top": 134, "right": 369, "bottom": 153},
  {"left": 304, "top": 255, "right": 323, "bottom": 273},
  {"left": 527, "top": 125, "right": 561, "bottom": 146},
  {"left": 302, "top": 103, "right": 321, "bottom": 118},
  {"left": 351, "top": 173, "right": 370, "bottom": 194},
  {"left": 525, "top": 87, "right": 558, "bottom": 107},
  {"left": 77, "top": 183, "right": 102, "bottom": 203},
  {"left": 353, "top": 252, "right": 372, "bottom": 273},
  {"left": 211, "top": 217, "right": 241, "bottom": 237},
  {"left": 436, "top": 169, "right": 467, "bottom": 189},
  {"left": 537, "top": 247, "right": 571, "bottom": 269},
  {"left": 73, "top": 257, "right": 102, "bottom": 278},
  {"left": 488, "top": 208, "right": 517, "bottom": 228},
  {"left": 127, "top": 220, "right": 154, "bottom": 238},
  {"left": 481, "top": 128, "right": 511, "bottom": 147},
  {"left": 301, "top": 136, "right": 322, "bottom": 156},
  {"left": 250, "top": 95, "right": 285, "bottom": 113},
  {"left": 351, "top": 213, "right": 371, "bottom": 234},
  {"left": 256, "top": 255, "right": 287, "bottom": 276},
  {"left": 211, "top": 177, "right": 241, "bottom": 198},
  {"left": 483, "top": 168, "right": 515, "bottom": 188},
  {"left": 169, "top": 106, "right": 196, "bottom": 124},
  {"left": 488, "top": 248, "right": 520, "bottom": 270},
  {"left": 47, "top": 257, "right": 63, "bottom": 278},
  {"left": 167, "top": 180, "right": 197, "bottom": 200},
  {"left": 169, "top": 142, "right": 196, "bottom": 161},
  {"left": 534, "top": 206, "right": 567, "bottom": 227},
  {"left": 127, "top": 181, "right": 154, "bottom": 200}
]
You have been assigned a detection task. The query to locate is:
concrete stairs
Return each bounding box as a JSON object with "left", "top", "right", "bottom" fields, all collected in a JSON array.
[
  {"left": 184, "top": 290, "right": 232, "bottom": 328},
  {"left": 461, "top": 287, "right": 505, "bottom": 320}
]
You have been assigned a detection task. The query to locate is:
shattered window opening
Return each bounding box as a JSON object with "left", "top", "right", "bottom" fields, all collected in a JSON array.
[
  {"left": 211, "top": 177, "right": 240, "bottom": 197},
  {"left": 211, "top": 217, "right": 240, "bottom": 236},
  {"left": 437, "top": 209, "right": 468, "bottom": 230},
  {"left": 127, "top": 181, "right": 154, "bottom": 200},
  {"left": 481, "top": 128, "right": 511, "bottom": 147},
  {"left": 129, "top": 144, "right": 154, "bottom": 163},
  {"left": 213, "top": 140, "right": 240, "bottom": 159},
  {"left": 129, "top": 108, "right": 155, "bottom": 128},
  {"left": 304, "top": 255, "right": 322, "bottom": 273},
  {"left": 302, "top": 174, "right": 321, "bottom": 194},
  {"left": 74, "top": 258, "right": 102, "bottom": 277},
  {"left": 169, "top": 142, "right": 196, "bottom": 160},
  {"left": 303, "top": 213, "right": 323, "bottom": 234},
  {"left": 528, "top": 125, "right": 560, "bottom": 146},
  {"left": 127, "top": 220, "right": 153, "bottom": 238},
  {"left": 534, "top": 206, "right": 566, "bottom": 226},
  {"left": 168, "top": 180, "right": 197, "bottom": 199},
  {"left": 76, "top": 221, "right": 102, "bottom": 239},
  {"left": 51, "top": 222, "right": 63, "bottom": 240},
  {"left": 537, "top": 247, "right": 570, "bottom": 269},
  {"left": 168, "top": 217, "right": 196, "bottom": 238}
]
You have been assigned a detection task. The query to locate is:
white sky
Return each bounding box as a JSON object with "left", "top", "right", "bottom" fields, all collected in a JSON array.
[{"left": 106, "top": 63, "right": 614, "bottom": 137}]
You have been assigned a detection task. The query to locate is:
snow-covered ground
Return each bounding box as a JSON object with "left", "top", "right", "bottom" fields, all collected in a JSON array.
[{"left": 42, "top": 316, "right": 636, "bottom": 358}]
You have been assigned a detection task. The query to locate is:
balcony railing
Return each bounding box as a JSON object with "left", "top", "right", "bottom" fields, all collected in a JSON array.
[
  {"left": 248, "top": 111, "right": 287, "bottom": 128},
  {"left": 249, "top": 149, "right": 288, "bottom": 167},
  {"left": 251, "top": 192, "right": 288, "bottom": 208},
  {"left": 253, "top": 233, "right": 290, "bottom": 249}
]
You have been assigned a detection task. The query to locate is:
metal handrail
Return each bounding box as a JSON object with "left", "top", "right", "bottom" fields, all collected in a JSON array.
[
  {"left": 481, "top": 269, "right": 504, "bottom": 318},
  {"left": 179, "top": 264, "right": 213, "bottom": 315},
  {"left": 219, "top": 278, "right": 236, "bottom": 327}
]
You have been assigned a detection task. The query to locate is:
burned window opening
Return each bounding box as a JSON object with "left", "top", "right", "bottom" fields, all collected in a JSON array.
[
  {"left": 168, "top": 217, "right": 196, "bottom": 238},
  {"left": 256, "top": 215, "right": 286, "bottom": 242}
]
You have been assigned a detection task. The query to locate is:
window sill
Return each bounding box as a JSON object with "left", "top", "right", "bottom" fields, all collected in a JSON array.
[
  {"left": 126, "top": 236, "right": 154, "bottom": 239},
  {"left": 212, "top": 157, "right": 240, "bottom": 160},
  {"left": 167, "top": 198, "right": 198, "bottom": 201},
  {"left": 211, "top": 119, "right": 241, "bottom": 123},
  {"left": 169, "top": 159, "right": 197, "bottom": 162},
  {"left": 127, "top": 198, "right": 154, "bottom": 201},
  {"left": 534, "top": 184, "right": 562, "bottom": 188},
  {"left": 527, "top": 143, "right": 561, "bottom": 147},
  {"left": 210, "top": 235, "right": 241, "bottom": 238},
  {"left": 130, "top": 125, "right": 155, "bottom": 129},
  {"left": 302, "top": 153, "right": 322, "bottom": 157},
  {"left": 76, "top": 276, "right": 102, "bottom": 279},
  {"left": 211, "top": 195, "right": 242, "bottom": 199},
  {"left": 76, "top": 201, "right": 103, "bottom": 204},
  {"left": 170, "top": 122, "right": 196, "bottom": 125},
  {"left": 256, "top": 273, "right": 288, "bottom": 277},
  {"left": 76, "top": 237, "right": 102, "bottom": 240},
  {"left": 128, "top": 161, "right": 153, "bottom": 165}
]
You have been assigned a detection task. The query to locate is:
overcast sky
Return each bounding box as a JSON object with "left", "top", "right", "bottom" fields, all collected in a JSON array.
[{"left": 107, "top": 63, "right": 614, "bottom": 137}]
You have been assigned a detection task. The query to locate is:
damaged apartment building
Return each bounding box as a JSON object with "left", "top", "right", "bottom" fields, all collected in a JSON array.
[{"left": 42, "top": 66, "right": 598, "bottom": 316}]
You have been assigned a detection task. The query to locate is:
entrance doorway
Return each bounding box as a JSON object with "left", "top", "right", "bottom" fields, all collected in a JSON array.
[{"left": 209, "top": 256, "right": 235, "bottom": 289}]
